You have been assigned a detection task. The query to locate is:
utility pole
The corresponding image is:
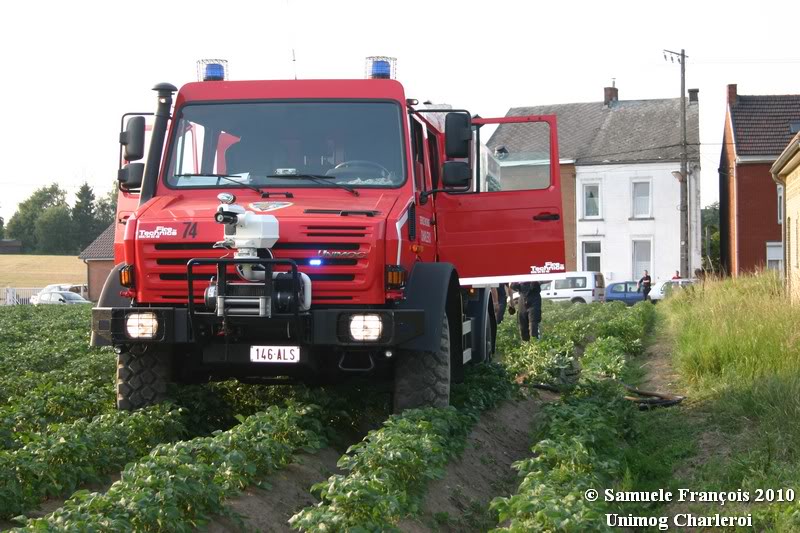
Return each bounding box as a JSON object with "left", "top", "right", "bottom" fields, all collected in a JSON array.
[{"left": 664, "top": 48, "right": 689, "bottom": 278}]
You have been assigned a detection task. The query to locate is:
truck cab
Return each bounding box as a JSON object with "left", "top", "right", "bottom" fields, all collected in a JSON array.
[{"left": 93, "top": 60, "right": 565, "bottom": 412}]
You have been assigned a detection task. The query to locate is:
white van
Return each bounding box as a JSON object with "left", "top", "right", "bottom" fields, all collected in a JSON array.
[{"left": 512, "top": 271, "right": 606, "bottom": 305}]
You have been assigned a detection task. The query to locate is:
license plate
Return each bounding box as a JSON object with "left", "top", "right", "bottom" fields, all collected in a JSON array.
[{"left": 249, "top": 345, "right": 301, "bottom": 363}]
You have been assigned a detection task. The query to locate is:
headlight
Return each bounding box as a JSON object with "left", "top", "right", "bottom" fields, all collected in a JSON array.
[
  {"left": 349, "top": 314, "right": 383, "bottom": 341},
  {"left": 125, "top": 312, "right": 159, "bottom": 339}
]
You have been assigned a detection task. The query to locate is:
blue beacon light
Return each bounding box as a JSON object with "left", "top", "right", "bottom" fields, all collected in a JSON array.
[
  {"left": 309, "top": 259, "right": 323, "bottom": 266},
  {"left": 371, "top": 60, "right": 391, "bottom": 79},
  {"left": 204, "top": 63, "right": 226, "bottom": 81},
  {"left": 365, "top": 56, "right": 396, "bottom": 80}
]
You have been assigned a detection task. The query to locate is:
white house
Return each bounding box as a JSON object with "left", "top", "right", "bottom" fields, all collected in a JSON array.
[
  {"left": 577, "top": 161, "right": 701, "bottom": 283},
  {"left": 489, "top": 85, "right": 702, "bottom": 283}
]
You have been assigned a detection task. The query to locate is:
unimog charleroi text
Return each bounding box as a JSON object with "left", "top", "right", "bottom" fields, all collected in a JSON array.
[{"left": 92, "top": 58, "right": 566, "bottom": 412}]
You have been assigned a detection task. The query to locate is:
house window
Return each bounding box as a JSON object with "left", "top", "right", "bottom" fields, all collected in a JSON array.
[
  {"left": 778, "top": 185, "right": 784, "bottom": 225},
  {"left": 583, "top": 183, "right": 600, "bottom": 218},
  {"left": 632, "top": 239, "right": 652, "bottom": 279},
  {"left": 582, "top": 241, "right": 601, "bottom": 271},
  {"left": 632, "top": 181, "right": 651, "bottom": 218},
  {"left": 766, "top": 242, "right": 783, "bottom": 272}
]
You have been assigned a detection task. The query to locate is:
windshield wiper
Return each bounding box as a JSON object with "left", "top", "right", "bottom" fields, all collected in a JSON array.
[
  {"left": 173, "top": 173, "right": 267, "bottom": 197},
  {"left": 265, "top": 174, "right": 360, "bottom": 196}
]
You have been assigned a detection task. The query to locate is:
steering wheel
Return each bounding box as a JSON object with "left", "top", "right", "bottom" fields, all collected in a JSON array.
[{"left": 333, "top": 160, "right": 390, "bottom": 178}]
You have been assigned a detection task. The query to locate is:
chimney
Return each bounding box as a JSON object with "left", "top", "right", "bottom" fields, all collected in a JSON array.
[
  {"left": 688, "top": 88, "right": 699, "bottom": 104},
  {"left": 727, "top": 84, "right": 738, "bottom": 105},
  {"left": 604, "top": 83, "right": 619, "bottom": 107}
]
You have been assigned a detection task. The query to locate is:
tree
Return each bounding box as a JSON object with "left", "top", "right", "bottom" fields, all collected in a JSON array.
[
  {"left": 72, "top": 182, "right": 97, "bottom": 252},
  {"left": 701, "top": 201, "right": 721, "bottom": 272},
  {"left": 0, "top": 216, "right": 4, "bottom": 240},
  {"left": 35, "top": 205, "right": 74, "bottom": 254},
  {"left": 6, "top": 184, "right": 67, "bottom": 252},
  {"left": 95, "top": 185, "right": 118, "bottom": 229}
]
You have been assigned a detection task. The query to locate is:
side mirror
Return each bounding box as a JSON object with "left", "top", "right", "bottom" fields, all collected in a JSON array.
[
  {"left": 442, "top": 161, "right": 471, "bottom": 188},
  {"left": 445, "top": 113, "right": 472, "bottom": 158},
  {"left": 118, "top": 163, "right": 145, "bottom": 190},
  {"left": 120, "top": 116, "right": 146, "bottom": 162}
]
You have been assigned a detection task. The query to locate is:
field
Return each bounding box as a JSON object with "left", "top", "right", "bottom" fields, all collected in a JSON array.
[
  {"left": 0, "top": 299, "right": 658, "bottom": 531},
  {"left": 0, "top": 255, "right": 85, "bottom": 288}
]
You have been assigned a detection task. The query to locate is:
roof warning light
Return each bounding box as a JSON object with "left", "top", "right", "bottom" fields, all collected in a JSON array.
[
  {"left": 197, "top": 59, "right": 229, "bottom": 82},
  {"left": 365, "top": 56, "right": 396, "bottom": 80}
]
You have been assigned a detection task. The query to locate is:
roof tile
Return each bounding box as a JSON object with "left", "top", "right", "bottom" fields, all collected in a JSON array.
[{"left": 79, "top": 224, "right": 115, "bottom": 260}]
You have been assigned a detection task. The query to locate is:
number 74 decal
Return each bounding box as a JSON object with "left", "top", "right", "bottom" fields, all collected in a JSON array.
[{"left": 182, "top": 222, "right": 198, "bottom": 239}]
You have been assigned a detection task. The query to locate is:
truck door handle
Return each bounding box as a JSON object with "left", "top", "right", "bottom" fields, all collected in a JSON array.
[{"left": 533, "top": 212, "right": 560, "bottom": 221}]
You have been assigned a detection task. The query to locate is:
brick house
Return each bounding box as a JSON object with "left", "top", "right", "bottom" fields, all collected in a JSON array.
[
  {"left": 79, "top": 224, "right": 115, "bottom": 301},
  {"left": 489, "top": 85, "right": 701, "bottom": 282},
  {"left": 719, "top": 84, "right": 800, "bottom": 274}
]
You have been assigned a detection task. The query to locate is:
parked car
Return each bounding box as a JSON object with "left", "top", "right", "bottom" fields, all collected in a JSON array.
[
  {"left": 31, "top": 284, "right": 88, "bottom": 304},
  {"left": 34, "top": 291, "right": 92, "bottom": 305},
  {"left": 605, "top": 281, "right": 644, "bottom": 306},
  {"left": 511, "top": 271, "right": 606, "bottom": 305},
  {"left": 650, "top": 279, "right": 697, "bottom": 302}
]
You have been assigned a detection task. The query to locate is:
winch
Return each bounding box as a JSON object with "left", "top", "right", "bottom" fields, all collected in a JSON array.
[{"left": 204, "top": 192, "right": 312, "bottom": 316}]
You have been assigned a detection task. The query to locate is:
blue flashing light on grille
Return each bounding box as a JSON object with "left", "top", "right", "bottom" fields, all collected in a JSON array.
[
  {"left": 204, "top": 63, "right": 225, "bottom": 81},
  {"left": 309, "top": 259, "right": 322, "bottom": 266}
]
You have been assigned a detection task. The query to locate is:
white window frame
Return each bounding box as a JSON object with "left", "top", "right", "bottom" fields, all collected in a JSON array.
[
  {"left": 766, "top": 241, "right": 783, "bottom": 273},
  {"left": 631, "top": 237, "right": 654, "bottom": 279},
  {"left": 631, "top": 178, "right": 653, "bottom": 218},
  {"left": 582, "top": 241, "right": 602, "bottom": 272},
  {"left": 582, "top": 181, "right": 602, "bottom": 219}
]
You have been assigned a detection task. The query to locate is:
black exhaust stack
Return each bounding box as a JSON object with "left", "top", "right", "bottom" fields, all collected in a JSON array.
[{"left": 140, "top": 82, "right": 177, "bottom": 205}]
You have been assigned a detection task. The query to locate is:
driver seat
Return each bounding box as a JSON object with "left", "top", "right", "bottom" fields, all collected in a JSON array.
[{"left": 225, "top": 138, "right": 274, "bottom": 175}]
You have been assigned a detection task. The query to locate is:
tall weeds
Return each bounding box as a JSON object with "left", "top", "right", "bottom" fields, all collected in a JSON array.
[{"left": 662, "top": 272, "right": 800, "bottom": 440}]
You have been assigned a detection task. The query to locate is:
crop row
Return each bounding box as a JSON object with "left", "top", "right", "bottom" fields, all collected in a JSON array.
[
  {"left": 290, "top": 363, "right": 517, "bottom": 532},
  {"left": 0, "top": 404, "right": 185, "bottom": 520},
  {"left": 12, "top": 403, "right": 327, "bottom": 532},
  {"left": 490, "top": 302, "right": 654, "bottom": 531}
]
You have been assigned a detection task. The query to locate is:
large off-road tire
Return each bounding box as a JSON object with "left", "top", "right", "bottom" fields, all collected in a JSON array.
[
  {"left": 393, "top": 314, "right": 451, "bottom": 413},
  {"left": 116, "top": 346, "right": 172, "bottom": 410}
]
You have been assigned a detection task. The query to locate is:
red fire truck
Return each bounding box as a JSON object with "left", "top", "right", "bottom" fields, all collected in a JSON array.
[{"left": 92, "top": 58, "right": 565, "bottom": 412}]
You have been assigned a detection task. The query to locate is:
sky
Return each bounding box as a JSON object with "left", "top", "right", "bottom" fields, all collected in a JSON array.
[{"left": 1, "top": 0, "right": 798, "bottom": 222}]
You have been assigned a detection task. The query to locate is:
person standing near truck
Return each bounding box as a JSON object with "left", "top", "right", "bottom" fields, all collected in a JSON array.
[
  {"left": 638, "top": 270, "right": 653, "bottom": 301},
  {"left": 511, "top": 281, "right": 542, "bottom": 340}
]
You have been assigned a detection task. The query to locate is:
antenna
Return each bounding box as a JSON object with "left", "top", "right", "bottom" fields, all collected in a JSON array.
[{"left": 287, "top": 0, "right": 298, "bottom": 79}]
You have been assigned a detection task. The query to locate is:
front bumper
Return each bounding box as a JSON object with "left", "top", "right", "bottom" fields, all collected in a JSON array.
[{"left": 92, "top": 306, "right": 425, "bottom": 348}]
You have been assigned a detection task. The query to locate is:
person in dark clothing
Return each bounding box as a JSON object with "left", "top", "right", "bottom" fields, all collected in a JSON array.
[
  {"left": 638, "top": 270, "right": 652, "bottom": 301},
  {"left": 511, "top": 281, "right": 542, "bottom": 341}
]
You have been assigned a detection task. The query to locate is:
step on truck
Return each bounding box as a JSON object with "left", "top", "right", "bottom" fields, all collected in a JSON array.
[{"left": 92, "top": 57, "right": 566, "bottom": 412}]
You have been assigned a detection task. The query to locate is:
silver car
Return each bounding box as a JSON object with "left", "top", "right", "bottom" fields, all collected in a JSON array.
[{"left": 34, "top": 291, "right": 91, "bottom": 305}]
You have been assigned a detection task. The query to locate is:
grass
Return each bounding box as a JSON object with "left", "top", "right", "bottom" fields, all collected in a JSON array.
[
  {"left": 0, "top": 255, "right": 86, "bottom": 304},
  {"left": 624, "top": 272, "right": 800, "bottom": 531},
  {"left": 0, "top": 255, "right": 86, "bottom": 288}
]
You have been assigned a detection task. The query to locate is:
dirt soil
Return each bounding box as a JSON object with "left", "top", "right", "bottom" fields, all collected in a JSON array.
[
  {"left": 204, "top": 448, "right": 343, "bottom": 533},
  {"left": 399, "top": 392, "right": 558, "bottom": 533},
  {"left": 202, "top": 392, "right": 556, "bottom": 533}
]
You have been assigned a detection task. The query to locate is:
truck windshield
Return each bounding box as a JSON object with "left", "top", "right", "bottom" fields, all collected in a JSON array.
[{"left": 165, "top": 101, "right": 406, "bottom": 190}]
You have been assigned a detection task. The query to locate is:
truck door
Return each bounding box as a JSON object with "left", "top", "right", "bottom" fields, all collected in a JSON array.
[{"left": 434, "top": 115, "right": 565, "bottom": 283}]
